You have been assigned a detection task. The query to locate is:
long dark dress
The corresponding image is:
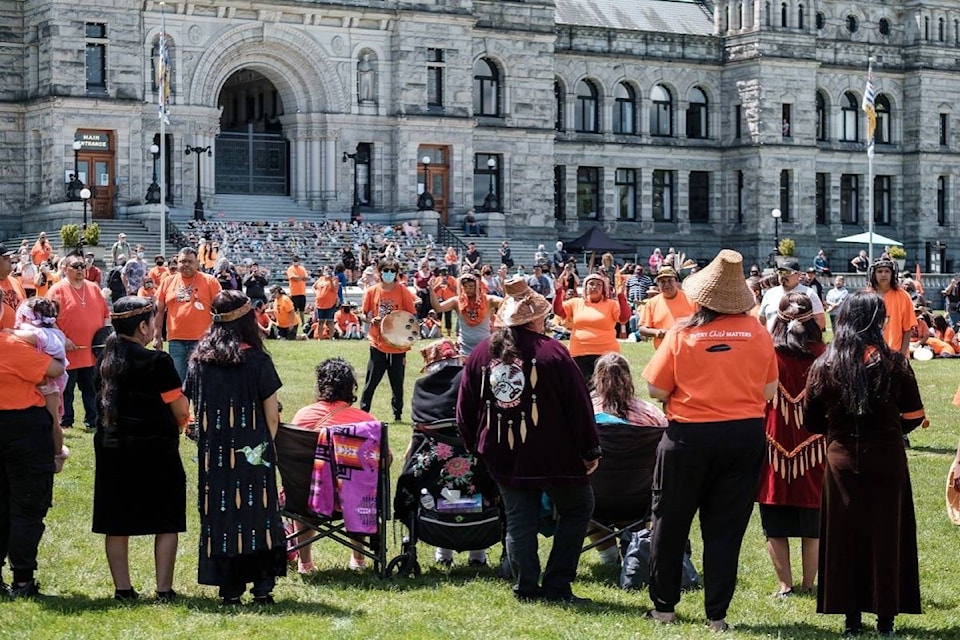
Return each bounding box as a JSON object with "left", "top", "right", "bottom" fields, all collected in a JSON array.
[
  {"left": 804, "top": 354, "right": 923, "bottom": 618},
  {"left": 185, "top": 349, "right": 286, "bottom": 587},
  {"left": 93, "top": 343, "right": 186, "bottom": 536}
]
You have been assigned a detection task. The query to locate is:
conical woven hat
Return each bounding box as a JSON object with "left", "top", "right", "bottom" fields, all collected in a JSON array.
[{"left": 681, "top": 249, "right": 756, "bottom": 315}]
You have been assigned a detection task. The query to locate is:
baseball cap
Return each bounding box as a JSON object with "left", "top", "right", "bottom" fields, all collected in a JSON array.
[
  {"left": 0, "top": 243, "right": 15, "bottom": 257},
  {"left": 777, "top": 258, "right": 801, "bottom": 273}
]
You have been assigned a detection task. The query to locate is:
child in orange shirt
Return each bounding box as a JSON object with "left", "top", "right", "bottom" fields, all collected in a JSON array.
[{"left": 420, "top": 309, "right": 441, "bottom": 338}]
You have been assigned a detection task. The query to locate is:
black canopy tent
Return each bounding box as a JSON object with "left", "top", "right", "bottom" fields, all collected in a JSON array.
[{"left": 562, "top": 226, "right": 635, "bottom": 254}]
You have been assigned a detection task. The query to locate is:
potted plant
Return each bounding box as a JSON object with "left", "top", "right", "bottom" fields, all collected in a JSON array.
[
  {"left": 775, "top": 238, "right": 796, "bottom": 267},
  {"left": 83, "top": 222, "right": 100, "bottom": 247},
  {"left": 59, "top": 224, "right": 80, "bottom": 250},
  {"left": 887, "top": 245, "right": 906, "bottom": 271}
]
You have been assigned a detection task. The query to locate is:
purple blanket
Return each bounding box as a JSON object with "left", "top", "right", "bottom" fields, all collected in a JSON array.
[{"left": 308, "top": 421, "right": 382, "bottom": 534}]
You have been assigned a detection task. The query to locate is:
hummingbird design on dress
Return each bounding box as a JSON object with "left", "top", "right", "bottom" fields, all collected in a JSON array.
[{"left": 235, "top": 442, "right": 271, "bottom": 468}]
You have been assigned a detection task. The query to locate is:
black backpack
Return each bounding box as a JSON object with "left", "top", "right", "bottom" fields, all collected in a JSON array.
[{"left": 107, "top": 267, "right": 125, "bottom": 302}]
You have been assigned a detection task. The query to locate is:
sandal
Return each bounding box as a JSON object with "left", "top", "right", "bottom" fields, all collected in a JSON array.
[
  {"left": 297, "top": 561, "right": 316, "bottom": 575},
  {"left": 774, "top": 588, "right": 794, "bottom": 599},
  {"left": 348, "top": 557, "right": 367, "bottom": 571}
]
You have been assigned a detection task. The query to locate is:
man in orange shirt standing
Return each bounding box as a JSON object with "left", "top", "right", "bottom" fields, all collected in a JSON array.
[
  {"left": 147, "top": 254, "right": 169, "bottom": 287},
  {"left": 0, "top": 244, "right": 26, "bottom": 330},
  {"left": 360, "top": 257, "right": 418, "bottom": 421},
  {"left": 47, "top": 252, "right": 111, "bottom": 429},
  {"left": 152, "top": 247, "right": 222, "bottom": 381},
  {"left": 286, "top": 256, "right": 309, "bottom": 329},
  {"left": 312, "top": 266, "right": 340, "bottom": 340},
  {"left": 636, "top": 266, "right": 698, "bottom": 348},
  {"left": 867, "top": 257, "right": 916, "bottom": 358},
  {"left": 30, "top": 232, "right": 53, "bottom": 266}
]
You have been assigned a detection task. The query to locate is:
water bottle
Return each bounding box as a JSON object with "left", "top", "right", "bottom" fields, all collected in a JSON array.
[{"left": 420, "top": 488, "right": 435, "bottom": 510}]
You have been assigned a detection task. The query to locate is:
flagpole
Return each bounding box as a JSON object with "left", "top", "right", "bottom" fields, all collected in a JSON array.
[
  {"left": 865, "top": 56, "right": 876, "bottom": 262},
  {"left": 159, "top": 2, "right": 167, "bottom": 258}
]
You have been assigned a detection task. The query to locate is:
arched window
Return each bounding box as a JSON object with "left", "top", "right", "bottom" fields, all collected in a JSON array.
[
  {"left": 473, "top": 58, "right": 501, "bottom": 117},
  {"left": 939, "top": 17, "right": 945, "bottom": 42},
  {"left": 798, "top": 4, "right": 804, "bottom": 29},
  {"left": 841, "top": 92, "right": 859, "bottom": 141},
  {"left": 765, "top": 2, "right": 771, "bottom": 27},
  {"left": 613, "top": 83, "right": 636, "bottom": 134},
  {"left": 875, "top": 94, "right": 891, "bottom": 144},
  {"left": 554, "top": 80, "right": 565, "bottom": 131},
  {"left": 650, "top": 84, "right": 673, "bottom": 137},
  {"left": 781, "top": 2, "right": 788, "bottom": 27},
  {"left": 686, "top": 87, "right": 708, "bottom": 139},
  {"left": 735, "top": 1, "right": 743, "bottom": 29},
  {"left": 815, "top": 91, "right": 828, "bottom": 141},
  {"left": 575, "top": 79, "right": 599, "bottom": 133}
]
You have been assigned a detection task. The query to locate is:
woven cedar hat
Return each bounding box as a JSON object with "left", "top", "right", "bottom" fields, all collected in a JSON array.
[
  {"left": 496, "top": 276, "right": 552, "bottom": 327},
  {"left": 681, "top": 249, "right": 756, "bottom": 315},
  {"left": 419, "top": 337, "right": 461, "bottom": 372}
]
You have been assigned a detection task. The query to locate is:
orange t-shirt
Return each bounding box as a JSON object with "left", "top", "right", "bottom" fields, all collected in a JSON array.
[
  {"left": 34, "top": 270, "right": 59, "bottom": 298},
  {"left": 47, "top": 279, "right": 110, "bottom": 369},
  {"left": 638, "top": 291, "right": 698, "bottom": 349},
  {"left": 335, "top": 309, "right": 360, "bottom": 332},
  {"left": 561, "top": 297, "right": 622, "bottom": 357},
  {"left": 879, "top": 288, "right": 917, "bottom": 353},
  {"left": 643, "top": 313, "right": 778, "bottom": 423},
  {"left": 0, "top": 275, "right": 26, "bottom": 330},
  {"left": 433, "top": 275, "right": 457, "bottom": 302},
  {"left": 147, "top": 265, "right": 169, "bottom": 286},
  {"left": 156, "top": 272, "right": 222, "bottom": 341},
  {"left": 291, "top": 400, "right": 375, "bottom": 430},
  {"left": 313, "top": 276, "right": 340, "bottom": 310},
  {"left": 286, "top": 264, "right": 308, "bottom": 296},
  {"left": 362, "top": 283, "right": 417, "bottom": 354},
  {"left": 31, "top": 242, "right": 51, "bottom": 266},
  {"left": 0, "top": 333, "right": 52, "bottom": 409},
  {"left": 273, "top": 294, "right": 297, "bottom": 328}
]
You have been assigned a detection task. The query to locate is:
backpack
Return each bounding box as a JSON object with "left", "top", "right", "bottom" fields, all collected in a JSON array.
[{"left": 107, "top": 267, "right": 125, "bottom": 302}]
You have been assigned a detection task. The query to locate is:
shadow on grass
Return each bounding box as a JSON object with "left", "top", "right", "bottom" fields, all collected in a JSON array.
[
  {"left": 742, "top": 621, "right": 960, "bottom": 639},
  {"left": 25, "top": 591, "right": 350, "bottom": 617},
  {"left": 908, "top": 444, "right": 957, "bottom": 456}
]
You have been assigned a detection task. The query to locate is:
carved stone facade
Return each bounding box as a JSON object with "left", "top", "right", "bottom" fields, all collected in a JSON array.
[{"left": 0, "top": 0, "right": 959, "bottom": 268}]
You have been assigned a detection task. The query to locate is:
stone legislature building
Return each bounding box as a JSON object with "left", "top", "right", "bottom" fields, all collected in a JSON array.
[{"left": 1, "top": 0, "right": 960, "bottom": 269}]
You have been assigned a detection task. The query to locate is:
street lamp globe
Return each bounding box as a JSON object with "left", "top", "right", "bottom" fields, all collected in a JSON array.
[
  {"left": 72, "top": 141, "right": 82, "bottom": 152},
  {"left": 80, "top": 188, "right": 91, "bottom": 201},
  {"left": 771, "top": 208, "right": 781, "bottom": 219},
  {"left": 487, "top": 157, "right": 496, "bottom": 169},
  {"left": 150, "top": 144, "right": 160, "bottom": 155},
  {"left": 421, "top": 155, "right": 431, "bottom": 166}
]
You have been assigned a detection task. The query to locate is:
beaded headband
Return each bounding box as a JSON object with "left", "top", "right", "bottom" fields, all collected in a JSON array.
[
  {"left": 212, "top": 301, "right": 252, "bottom": 323},
  {"left": 111, "top": 301, "right": 156, "bottom": 320}
]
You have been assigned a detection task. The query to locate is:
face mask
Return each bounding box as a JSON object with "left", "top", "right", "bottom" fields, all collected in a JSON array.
[
  {"left": 381, "top": 271, "right": 396, "bottom": 283},
  {"left": 156, "top": 260, "right": 164, "bottom": 266},
  {"left": 137, "top": 252, "right": 144, "bottom": 259}
]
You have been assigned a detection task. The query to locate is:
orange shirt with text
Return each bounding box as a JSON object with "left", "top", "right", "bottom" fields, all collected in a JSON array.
[
  {"left": 47, "top": 279, "right": 110, "bottom": 369},
  {"left": 643, "top": 314, "right": 778, "bottom": 423},
  {"left": 156, "top": 272, "right": 222, "bottom": 341},
  {"left": 287, "top": 265, "right": 308, "bottom": 296}
]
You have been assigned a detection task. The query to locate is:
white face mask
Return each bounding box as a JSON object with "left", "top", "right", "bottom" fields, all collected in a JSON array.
[
  {"left": 137, "top": 252, "right": 144, "bottom": 259},
  {"left": 381, "top": 271, "right": 396, "bottom": 284}
]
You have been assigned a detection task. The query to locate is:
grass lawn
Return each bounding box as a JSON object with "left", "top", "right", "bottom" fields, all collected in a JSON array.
[{"left": 2, "top": 338, "right": 960, "bottom": 639}]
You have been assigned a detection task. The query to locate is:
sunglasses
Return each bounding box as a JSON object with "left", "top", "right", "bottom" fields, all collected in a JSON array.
[
  {"left": 381, "top": 269, "right": 397, "bottom": 273},
  {"left": 68, "top": 263, "right": 85, "bottom": 270}
]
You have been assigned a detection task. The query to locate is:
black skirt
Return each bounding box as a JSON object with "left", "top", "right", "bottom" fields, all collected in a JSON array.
[{"left": 759, "top": 504, "right": 819, "bottom": 539}]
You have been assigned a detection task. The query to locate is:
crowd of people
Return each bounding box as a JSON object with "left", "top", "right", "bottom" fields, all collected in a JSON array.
[{"left": 0, "top": 228, "right": 957, "bottom": 637}]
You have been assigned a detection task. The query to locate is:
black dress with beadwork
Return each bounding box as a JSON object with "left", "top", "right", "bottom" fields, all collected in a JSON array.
[{"left": 185, "top": 349, "right": 286, "bottom": 587}]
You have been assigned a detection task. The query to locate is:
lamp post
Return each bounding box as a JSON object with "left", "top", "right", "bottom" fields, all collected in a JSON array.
[
  {"left": 184, "top": 144, "right": 212, "bottom": 221},
  {"left": 67, "top": 140, "right": 83, "bottom": 201},
  {"left": 771, "top": 207, "right": 782, "bottom": 257},
  {"left": 342, "top": 146, "right": 362, "bottom": 221},
  {"left": 80, "top": 187, "right": 91, "bottom": 245},
  {"left": 417, "top": 155, "right": 434, "bottom": 211},
  {"left": 146, "top": 143, "right": 161, "bottom": 204},
  {"left": 483, "top": 156, "right": 498, "bottom": 212}
]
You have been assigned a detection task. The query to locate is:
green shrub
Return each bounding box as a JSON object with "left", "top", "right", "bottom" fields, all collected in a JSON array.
[
  {"left": 83, "top": 222, "right": 100, "bottom": 247},
  {"left": 777, "top": 237, "right": 796, "bottom": 256},
  {"left": 59, "top": 223, "right": 81, "bottom": 249},
  {"left": 887, "top": 245, "right": 906, "bottom": 259}
]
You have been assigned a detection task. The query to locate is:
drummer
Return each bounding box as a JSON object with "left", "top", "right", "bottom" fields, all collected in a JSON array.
[
  {"left": 359, "top": 257, "right": 418, "bottom": 422},
  {"left": 427, "top": 271, "right": 501, "bottom": 356}
]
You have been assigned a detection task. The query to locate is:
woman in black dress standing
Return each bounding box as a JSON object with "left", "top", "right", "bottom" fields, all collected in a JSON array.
[
  {"left": 185, "top": 290, "right": 286, "bottom": 605},
  {"left": 93, "top": 296, "right": 190, "bottom": 601},
  {"left": 805, "top": 291, "right": 924, "bottom": 636}
]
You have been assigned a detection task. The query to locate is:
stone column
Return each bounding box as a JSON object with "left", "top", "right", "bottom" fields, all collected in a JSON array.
[
  {"left": 294, "top": 136, "right": 307, "bottom": 203},
  {"left": 310, "top": 137, "right": 322, "bottom": 206},
  {"left": 323, "top": 139, "right": 337, "bottom": 200}
]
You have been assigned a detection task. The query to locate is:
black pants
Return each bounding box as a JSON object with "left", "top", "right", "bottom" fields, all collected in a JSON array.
[
  {"left": 573, "top": 354, "right": 600, "bottom": 384},
  {"left": 62, "top": 366, "right": 98, "bottom": 428},
  {"left": 649, "top": 419, "right": 764, "bottom": 621},
  {"left": 359, "top": 347, "right": 406, "bottom": 419},
  {"left": 0, "top": 407, "right": 55, "bottom": 584}
]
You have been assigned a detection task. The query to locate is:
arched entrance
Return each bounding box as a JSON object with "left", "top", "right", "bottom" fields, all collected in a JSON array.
[{"left": 214, "top": 69, "right": 289, "bottom": 195}]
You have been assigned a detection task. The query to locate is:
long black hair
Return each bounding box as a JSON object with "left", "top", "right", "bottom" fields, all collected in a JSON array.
[
  {"left": 770, "top": 292, "right": 823, "bottom": 358},
  {"left": 807, "top": 290, "right": 907, "bottom": 415},
  {"left": 99, "top": 296, "right": 155, "bottom": 428},
  {"left": 190, "top": 290, "right": 263, "bottom": 366},
  {"left": 314, "top": 357, "right": 358, "bottom": 403}
]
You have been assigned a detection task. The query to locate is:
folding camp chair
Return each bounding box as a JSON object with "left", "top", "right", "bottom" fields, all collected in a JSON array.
[
  {"left": 582, "top": 423, "right": 663, "bottom": 554},
  {"left": 275, "top": 421, "right": 391, "bottom": 577}
]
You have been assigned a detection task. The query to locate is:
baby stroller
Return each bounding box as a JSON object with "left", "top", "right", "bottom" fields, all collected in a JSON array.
[{"left": 388, "top": 418, "right": 503, "bottom": 577}]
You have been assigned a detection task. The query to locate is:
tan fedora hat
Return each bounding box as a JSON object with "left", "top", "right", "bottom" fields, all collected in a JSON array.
[
  {"left": 496, "top": 276, "right": 552, "bottom": 327},
  {"left": 681, "top": 249, "right": 756, "bottom": 315}
]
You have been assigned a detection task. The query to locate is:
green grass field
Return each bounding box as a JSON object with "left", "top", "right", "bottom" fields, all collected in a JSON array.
[{"left": 2, "top": 338, "right": 959, "bottom": 639}]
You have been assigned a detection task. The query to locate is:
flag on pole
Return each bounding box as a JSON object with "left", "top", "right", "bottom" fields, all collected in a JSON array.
[
  {"left": 156, "top": 28, "right": 171, "bottom": 124},
  {"left": 862, "top": 65, "right": 876, "bottom": 158}
]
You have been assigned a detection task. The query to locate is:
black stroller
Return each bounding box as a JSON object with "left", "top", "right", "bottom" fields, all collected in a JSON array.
[{"left": 386, "top": 358, "right": 503, "bottom": 578}]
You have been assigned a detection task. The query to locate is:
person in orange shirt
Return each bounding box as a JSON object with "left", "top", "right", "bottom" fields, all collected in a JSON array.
[
  {"left": 866, "top": 257, "right": 916, "bottom": 357},
  {"left": 0, "top": 244, "right": 27, "bottom": 330},
  {"left": 553, "top": 272, "right": 631, "bottom": 380},
  {"left": 334, "top": 302, "right": 362, "bottom": 339},
  {"left": 932, "top": 315, "right": 958, "bottom": 351},
  {"left": 432, "top": 266, "right": 457, "bottom": 336},
  {"left": 912, "top": 307, "right": 955, "bottom": 356},
  {"left": 359, "top": 257, "right": 418, "bottom": 421},
  {"left": 147, "top": 255, "right": 169, "bottom": 286},
  {"left": 419, "top": 309, "right": 441, "bottom": 339},
  {"left": 152, "top": 247, "right": 223, "bottom": 381},
  {"left": 636, "top": 266, "right": 698, "bottom": 348},
  {"left": 137, "top": 279, "right": 157, "bottom": 300},
  {"left": 47, "top": 252, "right": 111, "bottom": 429},
  {"left": 30, "top": 232, "right": 53, "bottom": 266},
  {"left": 642, "top": 250, "right": 777, "bottom": 632},
  {"left": 312, "top": 266, "right": 341, "bottom": 340},
  {"left": 286, "top": 256, "right": 309, "bottom": 327},
  {"left": 33, "top": 261, "right": 60, "bottom": 299},
  {"left": 269, "top": 285, "right": 298, "bottom": 340}
]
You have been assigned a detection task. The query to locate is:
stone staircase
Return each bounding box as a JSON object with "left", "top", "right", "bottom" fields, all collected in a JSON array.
[
  {"left": 168, "top": 194, "right": 326, "bottom": 225},
  {"left": 452, "top": 234, "right": 544, "bottom": 272},
  {"left": 5, "top": 219, "right": 155, "bottom": 268}
]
